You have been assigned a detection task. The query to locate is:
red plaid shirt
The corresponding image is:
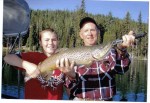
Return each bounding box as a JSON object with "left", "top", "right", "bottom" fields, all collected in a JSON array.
[{"left": 64, "top": 48, "right": 131, "bottom": 100}]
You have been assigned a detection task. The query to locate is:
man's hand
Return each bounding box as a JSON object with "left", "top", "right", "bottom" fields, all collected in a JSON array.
[
  {"left": 121, "top": 31, "right": 135, "bottom": 48},
  {"left": 56, "top": 58, "right": 76, "bottom": 79}
]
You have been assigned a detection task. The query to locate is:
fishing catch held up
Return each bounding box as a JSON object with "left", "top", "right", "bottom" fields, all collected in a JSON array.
[{"left": 37, "top": 43, "right": 112, "bottom": 80}]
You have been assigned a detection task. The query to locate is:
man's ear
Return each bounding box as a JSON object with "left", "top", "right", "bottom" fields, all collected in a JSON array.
[{"left": 79, "top": 31, "right": 83, "bottom": 39}]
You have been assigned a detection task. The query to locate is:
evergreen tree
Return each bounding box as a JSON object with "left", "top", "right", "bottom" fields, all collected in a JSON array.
[
  {"left": 123, "top": 11, "right": 131, "bottom": 34},
  {"left": 137, "top": 11, "right": 143, "bottom": 33}
]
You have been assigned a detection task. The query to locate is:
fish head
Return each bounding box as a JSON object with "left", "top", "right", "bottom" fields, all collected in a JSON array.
[{"left": 91, "top": 43, "right": 112, "bottom": 61}]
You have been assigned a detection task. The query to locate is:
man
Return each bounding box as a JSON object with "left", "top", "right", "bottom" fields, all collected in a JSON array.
[{"left": 56, "top": 17, "right": 135, "bottom": 101}]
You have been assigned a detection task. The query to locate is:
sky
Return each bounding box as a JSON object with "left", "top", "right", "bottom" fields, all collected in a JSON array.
[{"left": 25, "top": 0, "right": 149, "bottom": 23}]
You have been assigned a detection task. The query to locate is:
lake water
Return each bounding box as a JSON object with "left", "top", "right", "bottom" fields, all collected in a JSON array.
[{"left": 1, "top": 59, "right": 147, "bottom": 101}]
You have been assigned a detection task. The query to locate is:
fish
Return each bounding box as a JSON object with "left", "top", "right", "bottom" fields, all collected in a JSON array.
[{"left": 37, "top": 42, "right": 113, "bottom": 80}]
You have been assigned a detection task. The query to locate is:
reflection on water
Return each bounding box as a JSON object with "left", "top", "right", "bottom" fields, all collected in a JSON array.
[
  {"left": 114, "top": 59, "right": 147, "bottom": 102},
  {"left": 126, "top": 92, "right": 145, "bottom": 102},
  {"left": 1, "top": 60, "right": 147, "bottom": 101},
  {"left": 2, "top": 84, "right": 68, "bottom": 100},
  {"left": 113, "top": 91, "right": 146, "bottom": 102},
  {"left": 2, "top": 85, "right": 146, "bottom": 101},
  {"left": 2, "top": 84, "right": 24, "bottom": 99}
]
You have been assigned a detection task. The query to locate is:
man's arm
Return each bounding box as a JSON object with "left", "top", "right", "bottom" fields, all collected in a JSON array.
[{"left": 113, "top": 31, "right": 135, "bottom": 74}]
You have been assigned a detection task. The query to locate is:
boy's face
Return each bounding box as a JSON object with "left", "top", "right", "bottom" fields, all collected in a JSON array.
[{"left": 40, "top": 31, "right": 58, "bottom": 56}]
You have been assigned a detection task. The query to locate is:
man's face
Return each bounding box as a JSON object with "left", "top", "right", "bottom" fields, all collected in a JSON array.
[{"left": 80, "top": 22, "right": 98, "bottom": 46}]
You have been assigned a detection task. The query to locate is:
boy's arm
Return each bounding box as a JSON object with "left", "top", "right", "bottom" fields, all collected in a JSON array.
[{"left": 4, "top": 54, "right": 40, "bottom": 79}]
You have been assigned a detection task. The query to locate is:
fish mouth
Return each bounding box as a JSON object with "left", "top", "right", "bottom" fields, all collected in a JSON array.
[{"left": 91, "top": 54, "right": 99, "bottom": 61}]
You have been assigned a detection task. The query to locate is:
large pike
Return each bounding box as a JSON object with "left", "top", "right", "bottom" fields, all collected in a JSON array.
[{"left": 37, "top": 43, "right": 112, "bottom": 80}]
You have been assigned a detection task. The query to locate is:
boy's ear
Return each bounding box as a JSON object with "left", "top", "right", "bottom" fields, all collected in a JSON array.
[{"left": 39, "top": 40, "right": 42, "bottom": 46}]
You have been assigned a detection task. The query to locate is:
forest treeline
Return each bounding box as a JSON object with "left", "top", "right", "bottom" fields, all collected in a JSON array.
[{"left": 3, "top": 0, "right": 148, "bottom": 59}]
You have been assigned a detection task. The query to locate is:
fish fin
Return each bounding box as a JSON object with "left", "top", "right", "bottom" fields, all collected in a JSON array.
[
  {"left": 40, "top": 70, "right": 53, "bottom": 81},
  {"left": 45, "top": 72, "right": 53, "bottom": 81},
  {"left": 84, "top": 60, "right": 93, "bottom": 67}
]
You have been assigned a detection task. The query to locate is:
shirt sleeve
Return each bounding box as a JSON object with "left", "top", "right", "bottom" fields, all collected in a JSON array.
[
  {"left": 64, "top": 66, "right": 78, "bottom": 89},
  {"left": 113, "top": 49, "right": 131, "bottom": 74},
  {"left": 64, "top": 75, "right": 77, "bottom": 89}
]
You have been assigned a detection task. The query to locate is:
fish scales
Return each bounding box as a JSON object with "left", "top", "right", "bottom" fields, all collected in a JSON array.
[{"left": 37, "top": 43, "right": 112, "bottom": 79}]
